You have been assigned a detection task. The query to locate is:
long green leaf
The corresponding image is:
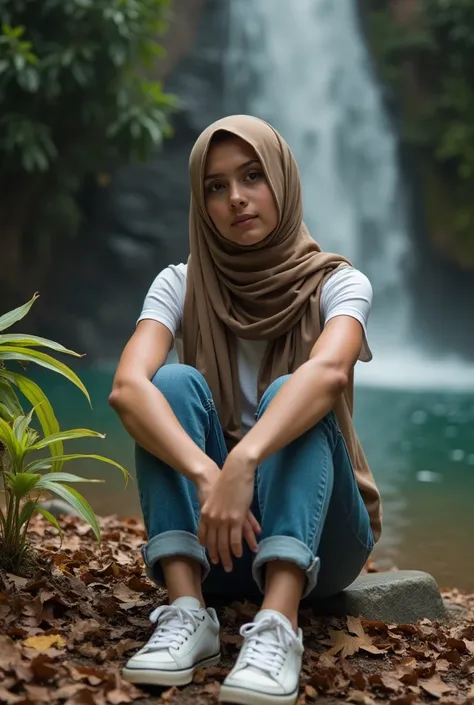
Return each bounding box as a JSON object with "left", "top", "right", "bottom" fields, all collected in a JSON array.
[
  {"left": 36, "top": 481, "right": 100, "bottom": 542},
  {"left": 0, "top": 417, "right": 22, "bottom": 464},
  {"left": 36, "top": 507, "right": 63, "bottom": 539},
  {"left": 0, "top": 346, "right": 90, "bottom": 404},
  {"left": 0, "top": 334, "right": 82, "bottom": 357},
  {"left": 0, "top": 379, "right": 23, "bottom": 417},
  {"left": 0, "top": 402, "right": 14, "bottom": 421},
  {"left": 37, "top": 472, "right": 103, "bottom": 484},
  {"left": 0, "top": 293, "right": 39, "bottom": 332},
  {"left": 0, "top": 371, "right": 63, "bottom": 470},
  {"left": 12, "top": 407, "right": 35, "bottom": 443},
  {"left": 31, "top": 428, "right": 105, "bottom": 451},
  {"left": 25, "top": 453, "right": 130, "bottom": 483},
  {"left": 18, "top": 500, "right": 37, "bottom": 528}
]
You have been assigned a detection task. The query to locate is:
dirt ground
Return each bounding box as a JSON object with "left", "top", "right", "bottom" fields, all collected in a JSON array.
[{"left": 1, "top": 514, "right": 473, "bottom": 705}]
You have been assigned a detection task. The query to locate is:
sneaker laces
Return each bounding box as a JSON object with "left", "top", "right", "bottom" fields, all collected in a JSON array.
[
  {"left": 238, "top": 615, "right": 302, "bottom": 678},
  {"left": 141, "top": 605, "right": 202, "bottom": 652}
]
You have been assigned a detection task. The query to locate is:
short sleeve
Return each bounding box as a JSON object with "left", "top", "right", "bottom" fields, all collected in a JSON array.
[
  {"left": 320, "top": 267, "right": 373, "bottom": 362},
  {"left": 136, "top": 263, "right": 187, "bottom": 338}
]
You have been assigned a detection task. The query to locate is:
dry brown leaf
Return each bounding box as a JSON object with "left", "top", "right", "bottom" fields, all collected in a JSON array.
[
  {"left": 29, "top": 653, "right": 58, "bottom": 680},
  {"left": 323, "top": 616, "right": 387, "bottom": 658},
  {"left": 161, "top": 687, "right": 179, "bottom": 701},
  {"left": 202, "top": 681, "right": 220, "bottom": 696},
  {"left": 304, "top": 684, "right": 317, "bottom": 699},
  {"left": 391, "top": 695, "right": 418, "bottom": 705},
  {"left": 420, "top": 675, "right": 452, "bottom": 698},
  {"left": 369, "top": 673, "right": 403, "bottom": 693},
  {"left": 127, "top": 576, "right": 154, "bottom": 593},
  {"left": 63, "top": 687, "right": 98, "bottom": 705},
  {"left": 0, "top": 635, "right": 23, "bottom": 671},
  {"left": 347, "top": 689, "right": 376, "bottom": 705},
  {"left": 0, "top": 685, "right": 23, "bottom": 704},
  {"left": 23, "top": 634, "right": 65, "bottom": 651}
]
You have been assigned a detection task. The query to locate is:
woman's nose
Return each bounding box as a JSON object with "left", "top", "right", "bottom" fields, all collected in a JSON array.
[{"left": 229, "top": 182, "right": 248, "bottom": 207}]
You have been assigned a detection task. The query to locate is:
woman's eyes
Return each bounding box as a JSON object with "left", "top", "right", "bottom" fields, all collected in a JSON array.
[{"left": 207, "top": 170, "right": 263, "bottom": 194}]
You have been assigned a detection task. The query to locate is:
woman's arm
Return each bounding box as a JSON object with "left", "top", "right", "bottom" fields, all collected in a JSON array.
[
  {"left": 197, "top": 315, "right": 364, "bottom": 570},
  {"left": 109, "top": 320, "right": 216, "bottom": 487},
  {"left": 109, "top": 320, "right": 261, "bottom": 549},
  {"left": 233, "top": 315, "right": 363, "bottom": 466}
]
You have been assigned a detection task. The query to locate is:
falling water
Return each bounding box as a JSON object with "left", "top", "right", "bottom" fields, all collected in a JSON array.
[{"left": 226, "top": 0, "right": 474, "bottom": 389}]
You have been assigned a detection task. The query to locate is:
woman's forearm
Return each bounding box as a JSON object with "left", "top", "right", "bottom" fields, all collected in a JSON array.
[
  {"left": 234, "top": 358, "right": 347, "bottom": 466},
  {"left": 109, "top": 379, "right": 214, "bottom": 484}
]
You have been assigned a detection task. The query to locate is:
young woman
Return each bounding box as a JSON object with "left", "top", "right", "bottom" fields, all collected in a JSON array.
[{"left": 110, "top": 115, "right": 382, "bottom": 705}]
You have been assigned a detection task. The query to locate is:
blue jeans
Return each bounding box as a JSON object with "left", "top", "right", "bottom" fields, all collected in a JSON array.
[{"left": 136, "top": 364, "right": 374, "bottom": 600}]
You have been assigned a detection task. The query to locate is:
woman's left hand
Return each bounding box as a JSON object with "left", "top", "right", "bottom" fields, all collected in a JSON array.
[{"left": 197, "top": 452, "right": 258, "bottom": 572}]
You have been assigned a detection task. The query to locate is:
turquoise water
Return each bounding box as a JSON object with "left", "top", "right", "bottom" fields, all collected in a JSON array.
[{"left": 24, "top": 368, "right": 474, "bottom": 591}]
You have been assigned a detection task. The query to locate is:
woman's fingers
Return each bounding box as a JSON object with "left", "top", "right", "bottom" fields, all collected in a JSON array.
[
  {"left": 243, "top": 518, "right": 258, "bottom": 553},
  {"left": 197, "top": 519, "right": 207, "bottom": 547},
  {"left": 206, "top": 525, "right": 219, "bottom": 565},
  {"left": 247, "top": 511, "right": 262, "bottom": 535},
  {"left": 230, "top": 523, "right": 243, "bottom": 559},
  {"left": 217, "top": 525, "right": 233, "bottom": 572}
]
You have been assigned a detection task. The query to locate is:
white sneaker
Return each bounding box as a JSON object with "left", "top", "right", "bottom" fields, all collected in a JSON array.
[
  {"left": 219, "top": 609, "right": 303, "bottom": 705},
  {"left": 122, "top": 596, "right": 221, "bottom": 686}
]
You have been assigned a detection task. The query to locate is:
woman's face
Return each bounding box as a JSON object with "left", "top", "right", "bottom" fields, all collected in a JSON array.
[{"left": 204, "top": 135, "right": 279, "bottom": 246}]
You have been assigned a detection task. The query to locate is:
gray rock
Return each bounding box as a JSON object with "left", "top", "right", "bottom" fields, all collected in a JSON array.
[
  {"left": 308, "top": 570, "right": 446, "bottom": 623},
  {"left": 38, "top": 499, "right": 82, "bottom": 519}
]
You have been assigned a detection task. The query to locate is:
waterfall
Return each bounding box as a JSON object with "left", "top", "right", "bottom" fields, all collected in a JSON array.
[{"left": 226, "top": 0, "right": 474, "bottom": 390}]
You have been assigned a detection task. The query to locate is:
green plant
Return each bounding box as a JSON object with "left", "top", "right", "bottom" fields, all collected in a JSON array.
[{"left": 0, "top": 294, "right": 129, "bottom": 572}]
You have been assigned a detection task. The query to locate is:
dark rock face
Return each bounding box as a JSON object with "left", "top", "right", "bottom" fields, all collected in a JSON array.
[{"left": 41, "top": 0, "right": 230, "bottom": 361}]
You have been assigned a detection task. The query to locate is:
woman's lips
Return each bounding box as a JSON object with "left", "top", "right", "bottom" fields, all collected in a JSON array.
[{"left": 232, "top": 215, "right": 257, "bottom": 229}]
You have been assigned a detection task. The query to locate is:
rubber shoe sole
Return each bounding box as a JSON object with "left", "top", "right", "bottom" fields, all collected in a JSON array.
[
  {"left": 123, "top": 651, "right": 221, "bottom": 687},
  {"left": 219, "top": 681, "right": 299, "bottom": 705}
]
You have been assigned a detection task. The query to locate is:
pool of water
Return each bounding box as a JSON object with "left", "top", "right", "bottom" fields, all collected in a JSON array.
[{"left": 22, "top": 367, "right": 474, "bottom": 591}]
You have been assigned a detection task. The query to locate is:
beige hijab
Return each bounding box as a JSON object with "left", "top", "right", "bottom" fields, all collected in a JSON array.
[{"left": 182, "top": 115, "right": 382, "bottom": 541}]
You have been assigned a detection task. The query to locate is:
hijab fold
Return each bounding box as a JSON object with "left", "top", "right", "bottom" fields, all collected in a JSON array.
[{"left": 182, "top": 115, "right": 381, "bottom": 542}]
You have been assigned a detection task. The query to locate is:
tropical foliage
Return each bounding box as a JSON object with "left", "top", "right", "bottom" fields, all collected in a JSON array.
[{"left": 0, "top": 294, "right": 129, "bottom": 572}]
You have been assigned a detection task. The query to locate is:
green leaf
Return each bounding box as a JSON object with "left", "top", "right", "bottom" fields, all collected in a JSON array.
[
  {"left": 0, "top": 402, "right": 14, "bottom": 421},
  {"left": 0, "top": 378, "right": 23, "bottom": 417},
  {"left": 12, "top": 406, "right": 35, "bottom": 442},
  {"left": 35, "top": 481, "right": 100, "bottom": 542},
  {"left": 0, "top": 294, "right": 39, "bottom": 332},
  {"left": 5, "top": 471, "right": 41, "bottom": 499},
  {"left": 36, "top": 507, "right": 63, "bottom": 538},
  {"left": 0, "top": 416, "right": 22, "bottom": 463},
  {"left": 0, "top": 334, "right": 81, "bottom": 356},
  {"left": 31, "top": 428, "right": 105, "bottom": 451},
  {"left": 0, "top": 346, "right": 90, "bottom": 404},
  {"left": 0, "top": 371, "right": 63, "bottom": 471},
  {"left": 19, "top": 499, "right": 37, "bottom": 528},
  {"left": 25, "top": 454, "right": 130, "bottom": 484},
  {"left": 37, "top": 472, "right": 103, "bottom": 484}
]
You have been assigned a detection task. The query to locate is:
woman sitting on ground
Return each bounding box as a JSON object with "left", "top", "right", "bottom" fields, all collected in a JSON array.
[{"left": 110, "top": 114, "right": 382, "bottom": 705}]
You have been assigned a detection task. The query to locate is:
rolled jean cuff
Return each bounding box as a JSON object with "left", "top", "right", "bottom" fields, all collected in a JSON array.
[
  {"left": 252, "top": 536, "right": 320, "bottom": 599},
  {"left": 141, "top": 530, "right": 210, "bottom": 586}
]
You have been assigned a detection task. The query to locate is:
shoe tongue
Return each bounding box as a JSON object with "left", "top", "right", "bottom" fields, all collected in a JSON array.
[
  {"left": 171, "top": 596, "right": 202, "bottom": 611},
  {"left": 254, "top": 609, "right": 292, "bottom": 631}
]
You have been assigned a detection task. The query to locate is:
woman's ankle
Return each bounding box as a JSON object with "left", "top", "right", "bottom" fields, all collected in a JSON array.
[
  {"left": 261, "top": 560, "right": 305, "bottom": 630},
  {"left": 162, "top": 556, "right": 205, "bottom": 606}
]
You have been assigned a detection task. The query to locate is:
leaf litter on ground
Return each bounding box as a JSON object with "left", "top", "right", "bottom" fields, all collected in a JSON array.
[{"left": 0, "top": 513, "right": 474, "bottom": 704}]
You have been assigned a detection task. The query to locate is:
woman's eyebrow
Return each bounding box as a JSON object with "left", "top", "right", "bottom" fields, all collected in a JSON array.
[{"left": 204, "top": 159, "right": 261, "bottom": 181}]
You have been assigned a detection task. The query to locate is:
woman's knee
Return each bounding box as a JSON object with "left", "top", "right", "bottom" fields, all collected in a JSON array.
[
  {"left": 257, "top": 375, "right": 291, "bottom": 417},
  {"left": 151, "top": 364, "right": 211, "bottom": 404}
]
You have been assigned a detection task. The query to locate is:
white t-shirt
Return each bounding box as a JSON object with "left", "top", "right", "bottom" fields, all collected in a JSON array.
[{"left": 138, "top": 264, "right": 373, "bottom": 433}]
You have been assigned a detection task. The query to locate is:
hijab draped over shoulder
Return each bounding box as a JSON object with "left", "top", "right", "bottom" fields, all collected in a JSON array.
[{"left": 182, "top": 115, "right": 381, "bottom": 541}]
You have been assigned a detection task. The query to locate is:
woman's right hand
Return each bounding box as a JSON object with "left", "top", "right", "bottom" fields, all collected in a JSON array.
[{"left": 195, "top": 462, "right": 261, "bottom": 556}]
